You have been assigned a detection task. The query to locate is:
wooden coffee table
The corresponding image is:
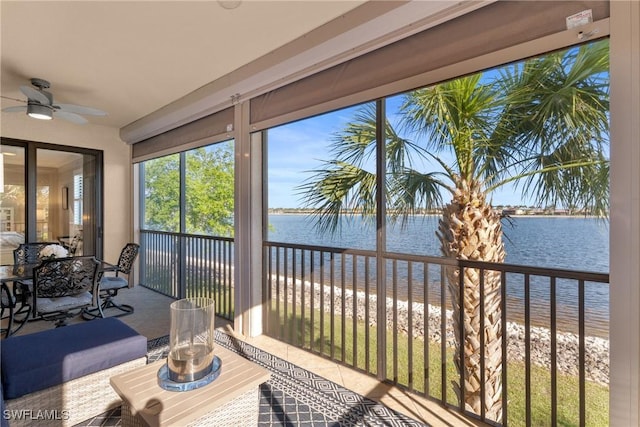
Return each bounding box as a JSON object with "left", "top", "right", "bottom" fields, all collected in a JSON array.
[{"left": 110, "top": 345, "right": 270, "bottom": 426}]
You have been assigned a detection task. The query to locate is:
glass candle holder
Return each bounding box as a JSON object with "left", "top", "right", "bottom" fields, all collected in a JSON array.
[{"left": 167, "top": 297, "right": 215, "bottom": 382}]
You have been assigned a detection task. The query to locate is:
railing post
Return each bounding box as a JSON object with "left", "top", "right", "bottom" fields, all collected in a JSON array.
[
  {"left": 139, "top": 231, "right": 147, "bottom": 286},
  {"left": 501, "top": 270, "right": 508, "bottom": 425},
  {"left": 178, "top": 234, "right": 187, "bottom": 299},
  {"left": 375, "top": 98, "right": 387, "bottom": 381},
  {"left": 458, "top": 264, "right": 465, "bottom": 413}
]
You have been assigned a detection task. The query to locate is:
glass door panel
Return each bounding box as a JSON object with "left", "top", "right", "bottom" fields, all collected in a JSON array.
[
  {"left": 36, "top": 149, "right": 98, "bottom": 256},
  {"left": 0, "top": 145, "right": 26, "bottom": 264}
]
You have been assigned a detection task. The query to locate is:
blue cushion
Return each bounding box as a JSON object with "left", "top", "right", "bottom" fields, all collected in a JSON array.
[
  {"left": 36, "top": 291, "right": 93, "bottom": 314},
  {"left": 1, "top": 317, "right": 147, "bottom": 399},
  {"left": 100, "top": 276, "right": 128, "bottom": 291}
]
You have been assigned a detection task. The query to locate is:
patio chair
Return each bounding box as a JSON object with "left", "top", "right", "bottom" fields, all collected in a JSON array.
[
  {"left": 13, "top": 241, "right": 62, "bottom": 264},
  {"left": 8, "top": 242, "right": 63, "bottom": 331},
  {"left": 83, "top": 243, "right": 140, "bottom": 319},
  {"left": 32, "top": 256, "right": 101, "bottom": 327},
  {"left": 1, "top": 283, "right": 16, "bottom": 338},
  {"left": 0, "top": 279, "right": 32, "bottom": 338}
]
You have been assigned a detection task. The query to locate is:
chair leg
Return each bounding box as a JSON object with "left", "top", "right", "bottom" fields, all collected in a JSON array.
[
  {"left": 102, "top": 298, "right": 134, "bottom": 317},
  {"left": 1, "top": 303, "right": 14, "bottom": 339},
  {"left": 54, "top": 318, "right": 69, "bottom": 327},
  {"left": 1, "top": 283, "right": 32, "bottom": 338},
  {"left": 52, "top": 312, "right": 77, "bottom": 327},
  {"left": 6, "top": 305, "right": 31, "bottom": 336},
  {"left": 81, "top": 301, "right": 106, "bottom": 320},
  {"left": 82, "top": 294, "right": 132, "bottom": 320},
  {"left": 81, "top": 307, "right": 100, "bottom": 320},
  {"left": 40, "top": 307, "right": 89, "bottom": 328}
]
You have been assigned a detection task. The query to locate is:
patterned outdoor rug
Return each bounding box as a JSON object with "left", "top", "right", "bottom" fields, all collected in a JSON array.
[{"left": 78, "top": 331, "right": 428, "bottom": 426}]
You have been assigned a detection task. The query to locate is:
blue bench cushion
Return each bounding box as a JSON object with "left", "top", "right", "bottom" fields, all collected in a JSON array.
[{"left": 1, "top": 317, "right": 147, "bottom": 399}]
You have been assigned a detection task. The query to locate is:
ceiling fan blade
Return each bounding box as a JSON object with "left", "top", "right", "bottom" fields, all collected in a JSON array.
[
  {"left": 19, "top": 85, "right": 51, "bottom": 105},
  {"left": 2, "top": 105, "right": 27, "bottom": 113},
  {"left": 55, "top": 111, "right": 88, "bottom": 125},
  {"left": 56, "top": 103, "right": 107, "bottom": 116}
]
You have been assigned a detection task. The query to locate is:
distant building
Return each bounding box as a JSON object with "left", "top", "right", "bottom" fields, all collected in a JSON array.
[{"left": 501, "top": 208, "right": 525, "bottom": 216}]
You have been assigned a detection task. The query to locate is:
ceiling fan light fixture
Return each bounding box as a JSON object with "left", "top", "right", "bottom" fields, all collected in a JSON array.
[{"left": 27, "top": 104, "right": 52, "bottom": 120}]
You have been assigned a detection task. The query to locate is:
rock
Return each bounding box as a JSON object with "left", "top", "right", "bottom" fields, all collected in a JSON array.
[{"left": 270, "top": 277, "right": 609, "bottom": 386}]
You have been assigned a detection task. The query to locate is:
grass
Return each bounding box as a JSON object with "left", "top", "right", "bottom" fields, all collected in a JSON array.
[{"left": 267, "top": 303, "right": 609, "bottom": 426}]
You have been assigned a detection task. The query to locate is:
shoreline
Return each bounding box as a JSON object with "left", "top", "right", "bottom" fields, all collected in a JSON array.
[
  {"left": 270, "top": 276, "right": 610, "bottom": 386},
  {"left": 267, "top": 211, "right": 606, "bottom": 219}
]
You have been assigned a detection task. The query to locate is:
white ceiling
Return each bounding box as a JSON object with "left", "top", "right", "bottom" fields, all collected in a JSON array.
[{"left": 0, "top": 1, "right": 490, "bottom": 141}]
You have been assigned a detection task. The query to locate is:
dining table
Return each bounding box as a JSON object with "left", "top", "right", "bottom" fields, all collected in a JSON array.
[{"left": 0, "top": 259, "right": 116, "bottom": 338}]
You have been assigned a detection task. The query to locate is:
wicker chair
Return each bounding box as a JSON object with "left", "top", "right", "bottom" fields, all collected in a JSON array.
[
  {"left": 83, "top": 243, "right": 140, "bottom": 319},
  {"left": 33, "top": 256, "right": 101, "bottom": 327}
]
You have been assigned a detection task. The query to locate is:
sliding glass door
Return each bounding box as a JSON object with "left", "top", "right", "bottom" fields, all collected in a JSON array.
[
  {"left": 0, "top": 144, "right": 25, "bottom": 264},
  {"left": 0, "top": 139, "right": 103, "bottom": 262}
]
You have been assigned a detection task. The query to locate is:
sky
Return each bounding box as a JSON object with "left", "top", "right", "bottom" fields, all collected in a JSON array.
[
  {"left": 265, "top": 97, "right": 531, "bottom": 209},
  {"left": 264, "top": 42, "right": 610, "bottom": 210}
]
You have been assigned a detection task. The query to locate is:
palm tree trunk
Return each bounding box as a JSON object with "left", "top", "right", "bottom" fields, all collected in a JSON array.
[{"left": 436, "top": 180, "right": 505, "bottom": 423}]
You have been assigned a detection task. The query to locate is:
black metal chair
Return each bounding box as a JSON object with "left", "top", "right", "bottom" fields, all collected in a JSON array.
[
  {"left": 83, "top": 243, "right": 140, "bottom": 319},
  {"left": 13, "top": 241, "right": 62, "bottom": 264},
  {"left": 7, "top": 242, "right": 64, "bottom": 334},
  {"left": 32, "top": 256, "right": 101, "bottom": 327},
  {"left": 1, "top": 283, "right": 16, "bottom": 338}
]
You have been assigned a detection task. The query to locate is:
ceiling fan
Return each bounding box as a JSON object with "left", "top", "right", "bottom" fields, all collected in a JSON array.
[{"left": 2, "top": 78, "right": 107, "bottom": 124}]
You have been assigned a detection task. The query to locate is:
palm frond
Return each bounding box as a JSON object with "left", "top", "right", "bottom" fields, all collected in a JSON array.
[
  {"left": 387, "top": 168, "right": 446, "bottom": 218},
  {"left": 296, "top": 160, "right": 377, "bottom": 233},
  {"left": 296, "top": 39, "right": 610, "bottom": 233}
]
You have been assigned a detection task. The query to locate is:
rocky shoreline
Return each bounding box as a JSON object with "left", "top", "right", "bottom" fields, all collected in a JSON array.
[{"left": 272, "top": 279, "right": 610, "bottom": 386}]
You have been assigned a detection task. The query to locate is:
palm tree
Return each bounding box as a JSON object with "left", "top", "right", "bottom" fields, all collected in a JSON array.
[{"left": 297, "top": 39, "right": 609, "bottom": 422}]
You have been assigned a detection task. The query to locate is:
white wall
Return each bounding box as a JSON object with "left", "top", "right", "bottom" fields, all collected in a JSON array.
[
  {"left": 609, "top": 1, "right": 640, "bottom": 425},
  {"left": 1, "top": 115, "right": 132, "bottom": 263}
]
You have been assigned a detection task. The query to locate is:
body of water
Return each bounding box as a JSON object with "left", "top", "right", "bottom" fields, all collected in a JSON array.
[
  {"left": 267, "top": 214, "right": 610, "bottom": 336},
  {"left": 268, "top": 214, "right": 609, "bottom": 272}
]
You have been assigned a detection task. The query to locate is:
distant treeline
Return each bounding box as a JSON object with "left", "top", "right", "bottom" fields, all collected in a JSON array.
[{"left": 268, "top": 207, "right": 605, "bottom": 216}]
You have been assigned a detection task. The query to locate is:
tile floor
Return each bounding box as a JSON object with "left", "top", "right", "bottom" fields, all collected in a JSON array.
[{"left": 4, "top": 285, "right": 486, "bottom": 427}]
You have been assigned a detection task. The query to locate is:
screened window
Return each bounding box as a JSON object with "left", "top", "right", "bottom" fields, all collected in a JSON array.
[
  {"left": 265, "top": 102, "right": 377, "bottom": 249},
  {"left": 184, "top": 141, "right": 234, "bottom": 237},
  {"left": 142, "top": 153, "right": 180, "bottom": 232},
  {"left": 140, "top": 140, "right": 235, "bottom": 236}
]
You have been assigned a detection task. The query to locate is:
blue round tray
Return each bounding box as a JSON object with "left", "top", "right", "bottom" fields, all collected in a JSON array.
[{"left": 157, "top": 355, "right": 222, "bottom": 392}]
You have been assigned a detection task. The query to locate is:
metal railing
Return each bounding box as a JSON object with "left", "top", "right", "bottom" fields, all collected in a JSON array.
[
  {"left": 263, "top": 240, "right": 610, "bottom": 426},
  {"left": 136, "top": 230, "right": 609, "bottom": 425},
  {"left": 139, "top": 229, "right": 234, "bottom": 320}
]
